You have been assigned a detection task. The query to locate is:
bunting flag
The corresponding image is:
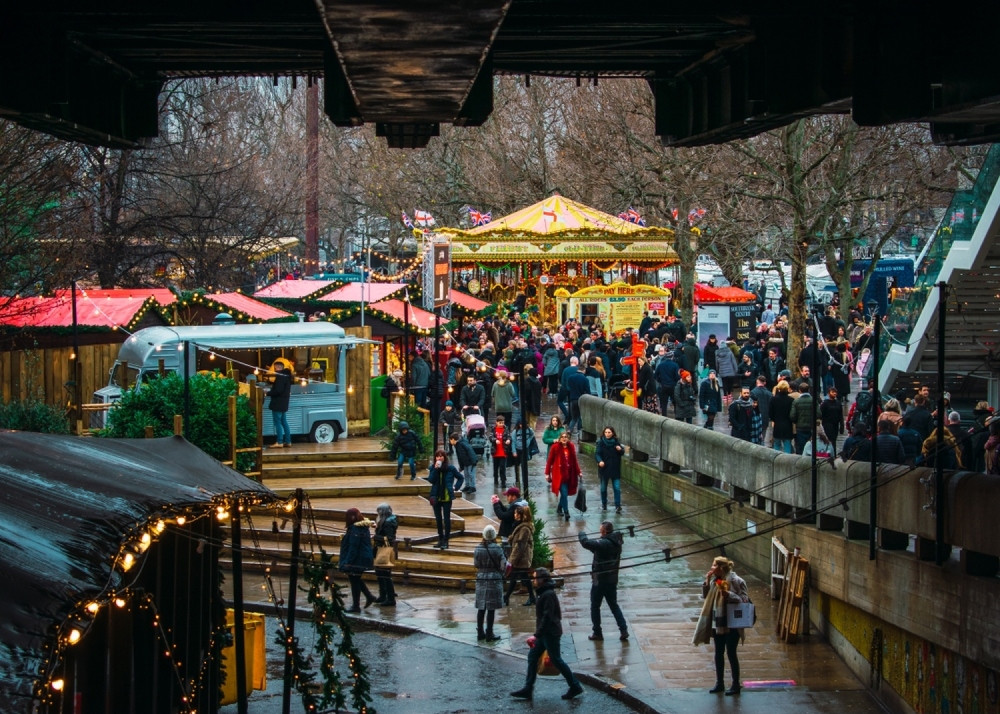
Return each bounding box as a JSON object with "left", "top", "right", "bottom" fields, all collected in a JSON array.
[
  {"left": 687, "top": 207, "right": 707, "bottom": 226},
  {"left": 401, "top": 211, "right": 414, "bottom": 229},
  {"left": 468, "top": 206, "right": 492, "bottom": 226},
  {"left": 617, "top": 206, "right": 646, "bottom": 226},
  {"left": 413, "top": 209, "right": 436, "bottom": 227}
]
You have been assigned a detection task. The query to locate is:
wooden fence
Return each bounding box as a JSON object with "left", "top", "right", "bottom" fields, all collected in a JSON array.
[{"left": 0, "top": 343, "right": 121, "bottom": 408}]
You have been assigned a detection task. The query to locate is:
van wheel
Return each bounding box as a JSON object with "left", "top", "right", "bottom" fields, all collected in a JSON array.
[{"left": 310, "top": 421, "right": 338, "bottom": 444}]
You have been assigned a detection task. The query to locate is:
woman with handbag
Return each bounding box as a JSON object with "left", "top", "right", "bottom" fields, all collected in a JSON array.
[
  {"left": 338, "top": 507, "right": 377, "bottom": 613},
  {"left": 372, "top": 502, "right": 398, "bottom": 607},
  {"left": 474, "top": 525, "right": 507, "bottom": 642},
  {"left": 504, "top": 506, "right": 536, "bottom": 606},
  {"left": 692, "top": 556, "right": 750, "bottom": 696},
  {"left": 545, "top": 431, "right": 581, "bottom": 522},
  {"left": 428, "top": 449, "right": 464, "bottom": 549}
]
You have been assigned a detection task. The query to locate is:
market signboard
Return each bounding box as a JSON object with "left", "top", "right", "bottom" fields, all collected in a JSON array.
[{"left": 563, "top": 283, "right": 671, "bottom": 332}]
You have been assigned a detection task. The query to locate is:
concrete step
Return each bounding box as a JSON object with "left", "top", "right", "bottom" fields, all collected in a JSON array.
[
  {"left": 263, "top": 460, "right": 401, "bottom": 479},
  {"left": 262, "top": 477, "right": 429, "bottom": 499}
]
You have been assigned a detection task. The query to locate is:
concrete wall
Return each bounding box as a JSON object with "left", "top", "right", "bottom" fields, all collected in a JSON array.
[{"left": 581, "top": 396, "right": 1000, "bottom": 713}]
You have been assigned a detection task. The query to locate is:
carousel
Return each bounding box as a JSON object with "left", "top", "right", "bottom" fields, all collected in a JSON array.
[{"left": 437, "top": 194, "right": 679, "bottom": 326}]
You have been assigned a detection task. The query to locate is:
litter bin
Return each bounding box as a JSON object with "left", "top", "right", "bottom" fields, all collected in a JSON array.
[
  {"left": 221, "top": 609, "right": 267, "bottom": 705},
  {"left": 370, "top": 375, "right": 389, "bottom": 434}
]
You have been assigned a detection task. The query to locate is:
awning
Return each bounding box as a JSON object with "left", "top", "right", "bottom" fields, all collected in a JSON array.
[
  {"left": 0, "top": 433, "right": 276, "bottom": 710},
  {"left": 694, "top": 284, "right": 758, "bottom": 303},
  {"left": 449, "top": 289, "right": 491, "bottom": 312}
]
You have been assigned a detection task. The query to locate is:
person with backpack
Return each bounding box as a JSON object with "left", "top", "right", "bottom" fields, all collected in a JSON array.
[
  {"left": 897, "top": 415, "right": 924, "bottom": 463},
  {"left": 846, "top": 389, "right": 877, "bottom": 435}
]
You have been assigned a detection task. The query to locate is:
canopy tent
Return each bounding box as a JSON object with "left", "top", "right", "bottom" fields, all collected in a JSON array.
[
  {"left": 184, "top": 291, "right": 293, "bottom": 322},
  {"left": 693, "top": 284, "right": 758, "bottom": 303},
  {"left": 437, "top": 194, "right": 678, "bottom": 324},
  {"left": 0, "top": 433, "right": 276, "bottom": 712}
]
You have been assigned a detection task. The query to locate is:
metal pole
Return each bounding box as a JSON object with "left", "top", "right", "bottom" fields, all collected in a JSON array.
[
  {"left": 869, "top": 307, "right": 880, "bottom": 561},
  {"left": 70, "top": 280, "right": 81, "bottom": 431},
  {"left": 183, "top": 341, "right": 191, "bottom": 440},
  {"left": 403, "top": 297, "right": 410, "bottom": 401},
  {"left": 810, "top": 330, "right": 819, "bottom": 522},
  {"left": 361, "top": 231, "right": 367, "bottom": 328},
  {"left": 281, "top": 489, "right": 304, "bottom": 714},
  {"left": 230, "top": 502, "right": 248, "bottom": 714},
  {"left": 936, "top": 281, "right": 947, "bottom": 565},
  {"left": 433, "top": 311, "right": 440, "bottom": 456},
  {"left": 519, "top": 372, "right": 529, "bottom": 498}
]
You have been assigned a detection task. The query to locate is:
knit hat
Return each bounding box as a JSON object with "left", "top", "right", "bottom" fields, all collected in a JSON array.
[
  {"left": 482, "top": 525, "right": 497, "bottom": 541},
  {"left": 504, "top": 486, "right": 521, "bottom": 497},
  {"left": 445, "top": 400, "right": 454, "bottom": 407}
]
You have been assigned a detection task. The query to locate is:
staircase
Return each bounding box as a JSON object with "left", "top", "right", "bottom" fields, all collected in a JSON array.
[{"left": 228, "top": 440, "right": 499, "bottom": 590}]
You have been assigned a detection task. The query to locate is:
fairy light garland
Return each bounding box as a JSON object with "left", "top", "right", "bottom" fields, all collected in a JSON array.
[{"left": 34, "top": 492, "right": 278, "bottom": 711}]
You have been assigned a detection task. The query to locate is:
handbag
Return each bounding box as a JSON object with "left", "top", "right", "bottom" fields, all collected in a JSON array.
[
  {"left": 574, "top": 482, "right": 587, "bottom": 513},
  {"left": 726, "top": 601, "right": 755, "bottom": 629},
  {"left": 536, "top": 651, "right": 560, "bottom": 677},
  {"left": 504, "top": 562, "right": 513, "bottom": 578},
  {"left": 373, "top": 546, "right": 394, "bottom": 568}
]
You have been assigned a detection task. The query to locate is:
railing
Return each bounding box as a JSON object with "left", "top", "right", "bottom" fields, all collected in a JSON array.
[{"left": 881, "top": 144, "right": 1000, "bottom": 352}]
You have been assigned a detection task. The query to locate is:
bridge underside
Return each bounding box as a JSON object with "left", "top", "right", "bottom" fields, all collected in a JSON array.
[{"left": 2, "top": 2, "right": 1000, "bottom": 148}]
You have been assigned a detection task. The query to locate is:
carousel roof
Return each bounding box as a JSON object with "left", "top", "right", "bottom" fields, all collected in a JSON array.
[{"left": 438, "top": 194, "right": 678, "bottom": 265}]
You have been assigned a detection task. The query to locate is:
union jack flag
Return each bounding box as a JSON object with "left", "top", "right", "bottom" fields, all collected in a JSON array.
[
  {"left": 468, "top": 206, "right": 492, "bottom": 226},
  {"left": 401, "top": 211, "right": 414, "bottom": 229},
  {"left": 687, "top": 208, "right": 706, "bottom": 226},
  {"left": 413, "top": 209, "right": 436, "bottom": 227},
  {"left": 617, "top": 206, "right": 646, "bottom": 226}
]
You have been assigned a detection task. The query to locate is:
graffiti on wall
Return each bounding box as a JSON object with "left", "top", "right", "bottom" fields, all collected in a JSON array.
[{"left": 824, "top": 595, "right": 998, "bottom": 713}]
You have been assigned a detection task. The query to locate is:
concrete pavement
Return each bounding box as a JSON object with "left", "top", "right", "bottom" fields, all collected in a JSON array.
[{"left": 227, "top": 396, "right": 886, "bottom": 713}]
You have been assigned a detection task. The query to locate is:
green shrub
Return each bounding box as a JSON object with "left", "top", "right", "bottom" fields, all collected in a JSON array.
[
  {"left": 100, "top": 374, "right": 258, "bottom": 471},
  {"left": 526, "top": 495, "right": 554, "bottom": 568},
  {"left": 0, "top": 399, "right": 70, "bottom": 434},
  {"left": 378, "top": 398, "right": 433, "bottom": 457}
]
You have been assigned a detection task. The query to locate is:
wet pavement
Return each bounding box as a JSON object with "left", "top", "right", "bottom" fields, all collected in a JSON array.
[{"left": 225, "top": 396, "right": 886, "bottom": 713}]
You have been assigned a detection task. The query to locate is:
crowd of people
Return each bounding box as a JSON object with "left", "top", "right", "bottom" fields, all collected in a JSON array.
[{"left": 384, "top": 301, "right": 997, "bottom": 474}]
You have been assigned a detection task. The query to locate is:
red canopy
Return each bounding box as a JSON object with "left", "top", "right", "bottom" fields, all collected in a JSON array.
[{"left": 693, "top": 284, "right": 757, "bottom": 303}]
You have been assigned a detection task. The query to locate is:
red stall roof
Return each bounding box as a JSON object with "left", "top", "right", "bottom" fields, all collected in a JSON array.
[
  {"left": 369, "top": 298, "right": 439, "bottom": 332},
  {"left": 0, "top": 290, "right": 170, "bottom": 328},
  {"left": 450, "top": 289, "right": 491, "bottom": 312},
  {"left": 318, "top": 282, "right": 407, "bottom": 303},
  {"left": 253, "top": 279, "right": 338, "bottom": 300},
  {"left": 201, "top": 292, "right": 292, "bottom": 321}
]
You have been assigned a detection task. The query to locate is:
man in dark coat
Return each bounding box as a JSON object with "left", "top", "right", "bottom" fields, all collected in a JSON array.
[
  {"left": 728, "top": 387, "right": 755, "bottom": 442},
  {"left": 578, "top": 522, "right": 628, "bottom": 641},
  {"left": 492, "top": 486, "right": 523, "bottom": 538},
  {"left": 458, "top": 373, "right": 486, "bottom": 417},
  {"left": 510, "top": 568, "right": 584, "bottom": 701},
  {"left": 266, "top": 363, "right": 292, "bottom": 447}
]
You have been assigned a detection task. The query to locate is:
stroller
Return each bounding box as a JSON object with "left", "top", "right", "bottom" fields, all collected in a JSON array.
[{"left": 464, "top": 412, "right": 490, "bottom": 463}]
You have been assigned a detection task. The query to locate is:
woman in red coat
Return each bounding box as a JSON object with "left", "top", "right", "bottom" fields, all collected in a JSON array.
[{"left": 545, "top": 431, "right": 580, "bottom": 522}]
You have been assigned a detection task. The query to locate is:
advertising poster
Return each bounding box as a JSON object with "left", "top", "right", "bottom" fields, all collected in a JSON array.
[
  {"left": 730, "top": 304, "right": 756, "bottom": 344},
  {"left": 697, "top": 305, "right": 730, "bottom": 354}
]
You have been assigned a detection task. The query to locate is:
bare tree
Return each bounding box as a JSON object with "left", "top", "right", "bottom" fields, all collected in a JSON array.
[{"left": 0, "top": 121, "right": 83, "bottom": 321}]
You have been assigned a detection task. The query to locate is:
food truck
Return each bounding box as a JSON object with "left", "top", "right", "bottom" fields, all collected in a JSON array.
[{"left": 92, "top": 322, "right": 370, "bottom": 442}]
